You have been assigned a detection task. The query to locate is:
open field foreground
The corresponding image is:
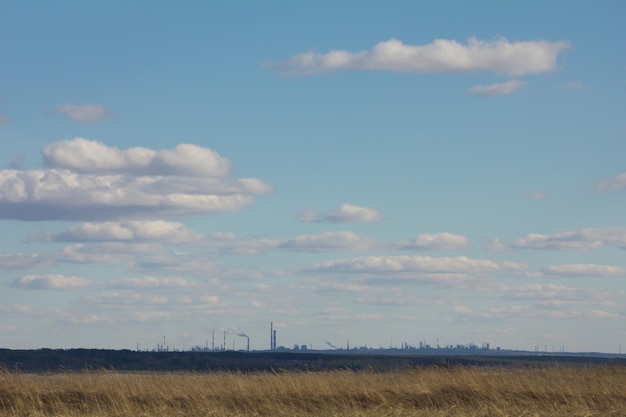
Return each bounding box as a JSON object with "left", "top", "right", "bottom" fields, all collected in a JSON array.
[{"left": 1, "top": 366, "right": 625, "bottom": 417}]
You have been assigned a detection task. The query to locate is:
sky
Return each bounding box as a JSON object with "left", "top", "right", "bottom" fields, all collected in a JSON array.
[{"left": 0, "top": 1, "right": 625, "bottom": 353}]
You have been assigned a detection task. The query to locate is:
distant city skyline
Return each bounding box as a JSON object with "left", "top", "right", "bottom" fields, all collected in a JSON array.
[{"left": 0, "top": 1, "right": 625, "bottom": 353}]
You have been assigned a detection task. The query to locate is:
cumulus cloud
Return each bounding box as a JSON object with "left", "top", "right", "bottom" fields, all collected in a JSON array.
[
  {"left": 56, "top": 104, "right": 111, "bottom": 123},
  {"left": 512, "top": 228, "right": 626, "bottom": 251},
  {"left": 42, "top": 138, "right": 232, "bottom": 177},
  {"left": 295, "top": 203, "right": 383, "bottom": 223},
  {"left": 281, "top": 231, "right": 378, "bottom": 251},
  {"left": 466, "top": 79, "right": 526, "bottom": 95},
  {"left": 0, "top": 138, "right": 271, "bottom": 220},
  {"left": 10, "top": 274, "right": 89, "bottom": 290},
  {"left": 310, "top": 255, "right": 526, "bottom": 274},
  {"left": 543, "top": 264, "right": 625, "bottom": 277},
  {"left": 48, "top": 220, "right": 201, "bottom": 243},
  {"left": 269, "top": 37, "right": 570, "bottom": 76},
  {"left": 597, "top": 173, "right": 626, "bottom": 192},
  {"left": 395, "top": 232, "right": 470, "bottom": 250}
]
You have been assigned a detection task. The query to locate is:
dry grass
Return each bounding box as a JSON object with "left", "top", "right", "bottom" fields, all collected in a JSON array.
[{"left": 1, "top": 365, "right": 625, "bottom": 416}]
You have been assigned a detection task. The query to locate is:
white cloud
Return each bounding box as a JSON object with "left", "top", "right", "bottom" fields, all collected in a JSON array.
[
  {"left": 326, "top": 204, "right": 383, "bottom": 223},
  {"left": 504, "top": 283, "right": 579, "bottom": 300},
  {"left": 597, "top": 173, "right": 626, "bottom": 192},
  {"left": 463, "top": 304, "right": 533, "bottom": 320},
  {"left": 499, "top": 284, "right": 624, "bottom": 314},
  {"left": 312, "top": 281, "right": 375, "bottom": 295},
  {"left": 310, "top": 255, "right": 526, "bottom": 274},
  {"left": 455, "top": 300, "right": 623, "bottom": 321},
  {"left": 42, "top": 138, "right": 232, "bottom": 177},
  {"left": 455, "top": 284, "right": 624, "bottom": 320},
  {"left": 395, "top": 232, "right": 470, "bottom": 250},
  {"left": 467, "top": 79, "right": 526, "bottom": 95},
  {"left": 10, "top": 274, "right": 89, "bottom": 290},
  {"left": 452, "top": 305, "right": 474, "bottom": 315},
  {"left": 86, "top": 291, "right": 169, "bottom": 305},
  {"left": 269, "top": 37, "right": 570, "bottom": 76},
  {"left": 65, "top": 315, "right": 120, "bottom": 325},
  {"left": 131, "top": 254, "right": 218, "bottom": 276},
  {"left": 316, "top": 307, "right": 383, "bottom": 322},
  {"left": 201, "top": 230, "right": 465, "bottom": 254},
  {"left": 586, "top": 310, "right": 620, "bottom": 319},
  {"left": 512, "top": 228, "right": 626, "bottom": 251},
  {"left": 526, "top": 192, "right": 550, "bottom": 200},
  {"left": 355, "top": 294, "right": 444, "bottom": 307},
  {"left": 131, "top": 311, "right": 173, "bottom": 323},
  {"left": 281, "top": 231, "right": 378, "bottom": 251},
  {"left": 43, "top": 225, "right": 468, "bottom": 255},
  {"left": 543, "top": 264, "right": 625, "bottom": 277},
  {"left": 56, "top": 104, "right": 111, "bottom": 123},
  {"left": 0, "top": 253, "right": 52, "bottom": 269},
  {"left": 295, "top": 203, "right": 383, "bottom": 223},
  {"left": 483, "top": 238, "right": 512, "bottom": 252},
  {"left": 0, "top": 139, "right": 271, "bottom": 220},
  {"left": 49, "top": 220, "right": 201, "bottom": 243},
  {"left": 56, "top": 243, "right": 133, "bottom": 265},
  {"left": 206, "top": 232, "right": 281, "bottom": 255},
  {"left": 107, "top": 276, "right": 199, "bottom": 289}
]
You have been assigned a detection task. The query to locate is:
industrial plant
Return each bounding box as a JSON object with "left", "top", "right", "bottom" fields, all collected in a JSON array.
[{"left": 146, "top": 322, "right": 618, "bottom": 358}]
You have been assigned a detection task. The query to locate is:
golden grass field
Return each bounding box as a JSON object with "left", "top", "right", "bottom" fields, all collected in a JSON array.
[{"left": 1, "top": 365, "right": 625, "bottom": 416}]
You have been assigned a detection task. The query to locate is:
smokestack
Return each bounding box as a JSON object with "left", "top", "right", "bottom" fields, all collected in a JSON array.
[
  {"left": 270, "top": 322, "right": 273, "bottom": 350},
  {"left": 273, "top": 330, "right": 276, "bottom": 350},
  {"left": 237, "top": 333, "right": 250, "bottom": 352}
]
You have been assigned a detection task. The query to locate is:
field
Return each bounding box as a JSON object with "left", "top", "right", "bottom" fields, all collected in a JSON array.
[{"left": 1, "top": 365, "right": 625, "bottom": 416}]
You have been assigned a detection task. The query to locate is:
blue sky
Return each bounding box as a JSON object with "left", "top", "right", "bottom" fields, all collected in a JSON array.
[{"left": 1, "top": 0, "right": 625, "bottom": 352}]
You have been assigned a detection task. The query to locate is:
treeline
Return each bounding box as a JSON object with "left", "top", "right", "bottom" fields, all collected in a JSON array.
[{"left": 1, "top": 349, "right": 624, "bottom": 373}]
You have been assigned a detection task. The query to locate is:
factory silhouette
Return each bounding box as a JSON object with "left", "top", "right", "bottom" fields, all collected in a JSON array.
[
  {"left": 2, "top": 322, "right": 623, "bottom": 373},
  {"left": 151, "top": 322, "right": 577, "bottom": 357}
]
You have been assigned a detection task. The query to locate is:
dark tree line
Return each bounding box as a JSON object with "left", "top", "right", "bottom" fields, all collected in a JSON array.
[{"left": 1, "top": 349, "right": 623, "bottom": 373}]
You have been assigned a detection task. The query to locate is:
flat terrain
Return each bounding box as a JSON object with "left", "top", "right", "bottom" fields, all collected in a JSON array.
[{"left": 1, "top": 366, "right": 625, "bottom": 416}]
